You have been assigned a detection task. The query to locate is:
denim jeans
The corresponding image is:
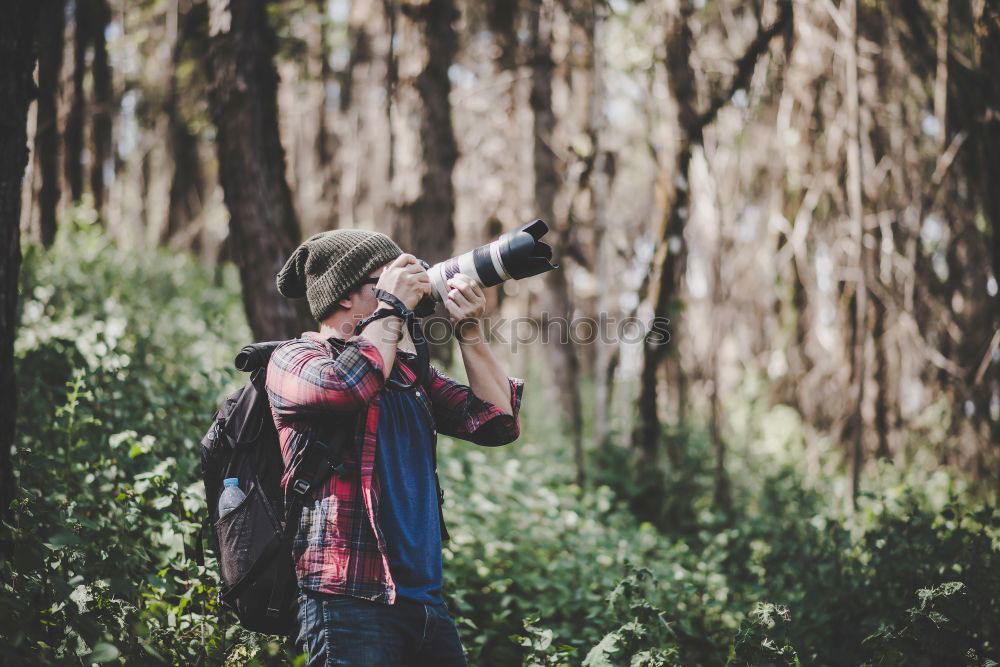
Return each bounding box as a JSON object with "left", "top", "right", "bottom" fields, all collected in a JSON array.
[{"left": 295, "top": 585, "right": 468, "bottom": 666}]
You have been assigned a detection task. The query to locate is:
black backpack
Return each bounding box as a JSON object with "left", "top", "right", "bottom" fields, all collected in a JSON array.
[{"left": 199, "top": 341, "right": 352, "bottom": 635}]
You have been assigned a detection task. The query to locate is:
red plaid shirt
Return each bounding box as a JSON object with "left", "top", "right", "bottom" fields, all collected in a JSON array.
[{"left": 265, "top": 331, "right": 524, "bottom": 604}]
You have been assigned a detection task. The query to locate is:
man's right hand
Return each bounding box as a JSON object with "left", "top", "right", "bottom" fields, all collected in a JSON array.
[{"left": 375, "top": 253, "right": 431, "bottom": 310}]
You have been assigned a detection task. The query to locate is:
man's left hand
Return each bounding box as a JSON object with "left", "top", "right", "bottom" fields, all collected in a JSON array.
[
  {"left": 445, "top": 273, "right": 513, "bottom": 413},
  {"left": 444, "top": 274, "right": 486, "bottom": 329}
]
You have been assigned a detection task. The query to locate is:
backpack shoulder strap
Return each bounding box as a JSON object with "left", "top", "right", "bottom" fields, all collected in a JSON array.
[{"left": 261, "top": 429, "right": 352, "bottom": 620}]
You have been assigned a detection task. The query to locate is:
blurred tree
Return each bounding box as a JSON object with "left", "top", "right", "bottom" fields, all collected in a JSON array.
[
  {"left": 388, "top": 0, "right": 459, "bottom": 364},
  {"left": 972, "top": 1, "right": 1000, "bottom": 456},
  {"left": 530, "top": 0, "right": 585, "bottom": 486},
  {"left": 311, "top": 0, "right": 339, "bottom": 231},
  {"left": 161, "top": 0, "right": 209, "bottom": 251},
  {"left": 63, "top": 0, "right": 87, "bottom": 203},
  {"left": 634, "top": 0, "right": 697, "bottom": 473},
  {"left": 592, "top": 147, "right": 618, "bottom": 450},
  {"left": 1, "top": 0, "right": 39, "bottom": 518},
  {"left": 634, "top": 0, "right": 793, "bottom": 482},
  {"left": 389, "top": 0, "right": 459, "bottom": 266},
  {"left": 30, "top": 0, "right": 66, "bottom": 249},
  {"left": 206, "top": 0, "right": 313, "bottom": 340},
  {"left": 708, "top": 228, "right": 731, "bottom": 511},
  {"left": 62, "top": 0, "right": 113, "bottom": 216},
  {"left": 487, "top": 0, "right": 518, "bottom": 73},
  {"left": 88, "top": 0, "right": 112, "bottom": 215},
  {"left": 844, "top": 0, "right": 866, "bottom": 507},
  {"left": 881, "top": 0, "right": 998, "bottom": 477},
  {"left": 341, "top": 0, "right": 393, "bottom": 231}
]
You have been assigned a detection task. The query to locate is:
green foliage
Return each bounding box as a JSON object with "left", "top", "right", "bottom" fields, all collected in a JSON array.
[
  {"left": 727, "top": 603, "right": 799, "bottom": 666},
  {"left": 862, "top": 581, "right": 999, "bottom": 667},
  {"left": 512, "top": 617, "right": 579, "bottom": 666},
  {"left": 3, "top": 230, "right": 269, "bottom": 664},
  {"left": 580, "top": 567, "right": 679, "bottom": 666},
  {"left": 2, "top": 230, "right": 998, "bottom": 665}
]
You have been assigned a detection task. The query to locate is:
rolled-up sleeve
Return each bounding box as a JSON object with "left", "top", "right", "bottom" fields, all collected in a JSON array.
[
  {"left": 427, "top": 365, "right": 524, "bottom": 446},
  {"left": 266, "top": 337, "right": 386, "bottom": 419}
]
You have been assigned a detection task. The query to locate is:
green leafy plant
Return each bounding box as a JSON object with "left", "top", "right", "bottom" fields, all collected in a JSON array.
[
  {"left": 511, "top": 616, "right": 579, "bottom": 666},
  {"left": 727, "top": 603, "right": 799, "bottom": 666},
  {"left": 863, "top": 581, "right": 998, "bottom": 667},
  {"left": 581, "top": 566, "right": 679, "bottom": 667}
]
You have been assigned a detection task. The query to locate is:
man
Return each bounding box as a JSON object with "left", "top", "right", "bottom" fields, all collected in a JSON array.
[{"left": 265, "top": 229, "right": 524, "bottom": 666}]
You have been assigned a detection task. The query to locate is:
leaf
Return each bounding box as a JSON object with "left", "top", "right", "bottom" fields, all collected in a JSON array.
[
  {"left": 583, "top": 633, "right": 622, "bottom": 667},
  {"left": 925, "top": 611, "right": 949, "bottom": 626},
  {"left": 151, "top": 495, "right": 174, "bottom": 510},
  {"left": 45, "top": 530, "right": 80, "bottom": 548},
  {"left": 86, "top": 642, "right": 120, "bottom": 663}
]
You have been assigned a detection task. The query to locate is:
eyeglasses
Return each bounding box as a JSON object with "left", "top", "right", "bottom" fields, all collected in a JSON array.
[{"left": 357, "top": 276, "right": 380, "bottom": 293}]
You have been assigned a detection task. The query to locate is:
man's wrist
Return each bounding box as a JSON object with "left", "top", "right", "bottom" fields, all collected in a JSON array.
[
  {"left": 355, "top": 306, "right": 405, "bottom": 339},
  {"left": 373, "top": 288, "right": 415, "bottom": 316},
  {"left": 455, "top": 319, "right": 483, "bottom": 345}
]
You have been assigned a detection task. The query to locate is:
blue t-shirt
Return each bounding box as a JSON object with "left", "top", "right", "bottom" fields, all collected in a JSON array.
[{"left": 375, "top": 365, "right": 443, "bottom": 605}]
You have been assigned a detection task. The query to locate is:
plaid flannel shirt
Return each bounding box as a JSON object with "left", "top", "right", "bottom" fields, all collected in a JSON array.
[{"left": 265, "top": 330, "right": 524, "bottom": 604}]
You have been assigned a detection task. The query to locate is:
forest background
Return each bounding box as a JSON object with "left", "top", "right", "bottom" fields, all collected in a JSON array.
[{"left": 0, "top": 0, "right": 998, "bottom": 664}]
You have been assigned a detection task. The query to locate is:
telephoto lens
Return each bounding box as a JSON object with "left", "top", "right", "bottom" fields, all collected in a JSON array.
[{"left": 417, "top": 219, "right": 559, "bottom": 315}]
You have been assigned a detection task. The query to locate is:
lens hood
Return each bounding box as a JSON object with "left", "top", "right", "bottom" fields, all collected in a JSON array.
[{"left": 498, "top": 219, "right": 559, "bottom": 280}]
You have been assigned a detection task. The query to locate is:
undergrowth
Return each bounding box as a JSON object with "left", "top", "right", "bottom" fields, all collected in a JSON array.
[{"left": 1, "top": 230, "right": 997, "bottom": 666}]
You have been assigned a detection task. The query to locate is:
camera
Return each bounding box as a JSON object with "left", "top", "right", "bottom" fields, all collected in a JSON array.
[{"left": 414, "top": 219, "right": 559, "bottom": 316}]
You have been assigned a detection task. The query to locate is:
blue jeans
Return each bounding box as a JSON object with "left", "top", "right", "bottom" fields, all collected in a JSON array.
[{"left": 295, "top": 585, "right": 468, "bottom": 666}]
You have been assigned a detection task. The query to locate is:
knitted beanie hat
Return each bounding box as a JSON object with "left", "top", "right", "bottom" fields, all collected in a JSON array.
[{"left": 276, "top": 229, "right": 402, "bottom": 322}]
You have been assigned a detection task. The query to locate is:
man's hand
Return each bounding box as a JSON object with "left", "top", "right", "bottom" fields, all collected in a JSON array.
[
  {"left": 376, "top": 254, "right": 431, "bottom": 310},
  {"left": 444, "top": 273, "right": 486, "bottom": 325},
  {"left": 445, "top": 273, "right": 512, "bottom": 414}
]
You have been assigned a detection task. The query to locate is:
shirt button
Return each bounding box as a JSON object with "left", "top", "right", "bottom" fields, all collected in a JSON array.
[{"left": 415, "top": 390, "right": 422, "bottom": 398}]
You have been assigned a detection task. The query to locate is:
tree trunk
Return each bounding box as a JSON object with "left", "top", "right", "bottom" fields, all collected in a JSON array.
[
  {"left": 389, "top": 0, "right": 459, "bottom": 266},
  {"left": 341, "top": 0, "right": 392, "bottom": 228},
  {"left": 564, "top": 0, "right": 602, "bottom": 482},
  {"left": 845, "top": 0, "right": 867, "bottom": 509},
  {"left": 1, "top": 0, "right": 40, "bottom": 519},
  {"left": 313, "top": 0, "right": 339, "bottom": 229},
  {"left": 88, "top": 0, "right": 112, "bottom": 215},
  {"left": 64, "top": 0, "right": 87, "bottom": 203},
  {"left": 633, "top": 0, "right": 697, "bottom": 469},
  {"left": 528, "top": 0, "right": 585, "bottom": 486},
  {"left": 207, "top": 0, "right": 313, "bottom": 341},
  {"left": 487, "top": 0, "right": 518, "bottom": 72},
  {"left": 633, "top": 0, "right": 793, "bottom": 471},
  {"left": 485, "top": 0, "right": 521, "bottom": 261},
  {"left": 975, "top": 0, "right": 1000, "bottom": 456},
  {"left": 710, "top": 231, "right": 731, "bottom": 512},
  {"left": 161, "top": 0, "right": 207, "bottom": 250},
  {"left": 163, "top": 94, "right": 206, "bottom": 250},
  {"left": 873, "top": 291, "right": 890, "bottom": 460},
  {"left": 710, "top": 365, "right": 730, "bottom": 511},
  {"left": 32, "top": 0, "right": 66, "bottom": 248},
  {"left": 593, "top": 151, "right": 617, "bottom": 449},
  {"left": 389, "top": 0, "right": 459, "bottom": 364},
  {"left": 62, "top": 0, "right": 112, "bottom": 214}
]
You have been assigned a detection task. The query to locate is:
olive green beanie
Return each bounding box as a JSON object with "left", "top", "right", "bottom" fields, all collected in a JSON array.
[{"left": 276, "top": 229, "right": 402, "bottom": 322}]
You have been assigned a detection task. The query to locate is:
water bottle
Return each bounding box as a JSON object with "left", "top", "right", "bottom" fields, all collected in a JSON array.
[{"left": 218, "top": 478, "right": 247, "bottom": 519}]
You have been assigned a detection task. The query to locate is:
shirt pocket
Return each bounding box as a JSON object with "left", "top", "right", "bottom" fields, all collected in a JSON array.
[{"left": 304, "top": 479, "right": 364, "bottom": 550}]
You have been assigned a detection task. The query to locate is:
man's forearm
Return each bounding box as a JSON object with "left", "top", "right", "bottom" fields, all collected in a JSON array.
[
  {"left": 358, "top": 309, "right": 402, "bottom": 380},
  {"left": 456, "top": 321, "right": 513, "bottom": 414}
]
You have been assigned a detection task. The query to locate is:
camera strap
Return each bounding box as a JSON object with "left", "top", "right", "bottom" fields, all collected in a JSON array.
[{"left": 353, "top": 288, "right": 430, "bottom": 390}]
